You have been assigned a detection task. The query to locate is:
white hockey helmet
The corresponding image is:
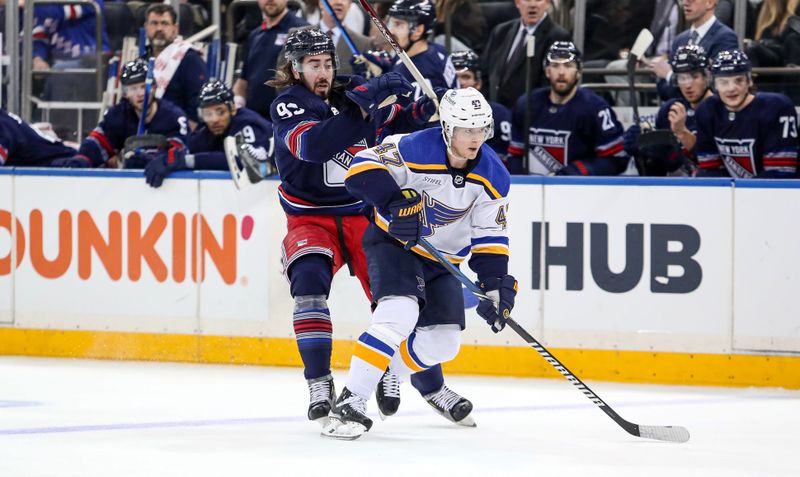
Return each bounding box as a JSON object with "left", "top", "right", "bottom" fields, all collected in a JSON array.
[{"left": 439, "top": 87, "right": 494, "bottom": 154}]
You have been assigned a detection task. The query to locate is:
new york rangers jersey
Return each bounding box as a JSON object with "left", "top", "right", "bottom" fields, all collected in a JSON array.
[
  {"left": 392, "top": 43, "right": 458, "bottom": 99},
  {"left": 77, "top": 99, "right": 188, "bottom": 167},
  {"left": 0, "top": 110, "right": 77, "bottom": 166},
  {"left": 345, "top": 127, "right": 510, "bottom": 281},
  {"left": 508, "top": 87, "right": 628, "bottom": 175},
  {"left": 695, "top": 92, "right": 798, "bottom": 178},
  {"left": 656, "top": 97, "right": 699, "bottom": 133},
  {"left": 33, "top": 2, "right": 111, "bottom": 62},
  {"left": 188, "top": 108, "right": 274, "bottom": 170},
  {"left": 488, "top": 101, "right": 511, "bottom": 161}
]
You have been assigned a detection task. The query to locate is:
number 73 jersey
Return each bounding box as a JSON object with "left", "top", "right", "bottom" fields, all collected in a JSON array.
[{"left": 347, "top": 128, "right": 511, "bottom": 265}]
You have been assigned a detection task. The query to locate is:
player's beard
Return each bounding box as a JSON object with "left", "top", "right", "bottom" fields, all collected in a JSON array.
[
  {"left": 552, "top": 75, "right": 578, "bottom": 99},
  {"left": 311, "top": 78, "right": 331, "bottom": 99}
]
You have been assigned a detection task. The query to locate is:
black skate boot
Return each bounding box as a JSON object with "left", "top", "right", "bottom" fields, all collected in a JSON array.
[
  {"left": 423, "top": 385, "right": 476, "bottom": 427},
  {"left": 375, "top": 371, "right": 401, "bottom": 420},
  {"left": 321, "top": 387, "right": 373, "bottom": 440},
  {"left": 306, "top": 374, "right": 335, "bottom": 426}
]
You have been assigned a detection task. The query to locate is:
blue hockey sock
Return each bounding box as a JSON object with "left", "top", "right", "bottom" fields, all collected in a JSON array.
[
  {"left": 411, "top": 364, "right": 445, "bottom": 396},
  {"left": 293, "top": 295, "right": 332, "bottom": 380}
]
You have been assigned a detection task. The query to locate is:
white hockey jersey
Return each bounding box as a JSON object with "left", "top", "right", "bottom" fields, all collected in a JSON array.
[{"left": 345, "top": 127, "right": 511, "bottom": 265}]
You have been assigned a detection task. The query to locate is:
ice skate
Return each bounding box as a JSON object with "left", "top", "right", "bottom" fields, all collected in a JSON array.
[
  {"left": 321, "top": 387, "right": 373, "bottom": 440},
  {"left": 375, "top": 371, "right": 401, "bottom": 420},
  {"left": 307, "top": 374, "right": 335, "bottom": 426},
  {"left": 424, "top": 385, "right": 476, "bottom": 427}
]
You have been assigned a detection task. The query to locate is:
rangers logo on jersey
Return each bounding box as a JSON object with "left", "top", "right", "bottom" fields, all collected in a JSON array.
[
  {"left": 530, "top": 128, "right": 571, "bottom": 173},
  {"left": 325, "top": 139, "right": 369, "bottom": 186},
  {"left": 714, "top": 137, "right": 756, "bottom": 178}
]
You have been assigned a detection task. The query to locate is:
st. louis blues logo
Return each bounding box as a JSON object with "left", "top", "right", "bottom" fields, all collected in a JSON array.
[
  {"left": 714, "top": 137, "right": 756, "bottom": 178},
  {"left": 420, "top": 191, "right": 471, "bottom": 237},
  {"left": 529, "top": 128, "right": 570, "bottom": 173}
]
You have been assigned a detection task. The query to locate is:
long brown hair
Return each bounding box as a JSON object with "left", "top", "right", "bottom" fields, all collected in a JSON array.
[
  {"left": 755, "top": 0, "right": 800, "bottom": 40},
  {"left": 266, "top": 61, "right": 300, "bottom": 90}
]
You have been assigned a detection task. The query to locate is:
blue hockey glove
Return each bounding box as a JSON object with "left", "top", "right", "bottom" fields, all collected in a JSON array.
[
  {"left": 623, "top": 123, "right": 641, "bottom": 157},
  {"left": 349, "top": 56, "right": 368, "bottom": 78},
  {"left": 387, "top": 188, "right": 423, "bottom": 249},
  {"left": 355, "top": 50, "right": 393, "bottom": 77},
  {"left": 411, "top": 87, "right": 447, "bottom": 124},
  {"left": 476, "top": 275, "right": 518, "bottom": 333},
  {"left": 144, "top": 147, "right": 187, "bottom": 188},
  {"left": 346, "top": 72, "right": 413, "bottom": 118},
  {"left": 50, "top": 155, "right": 92, "bottom": 168}
]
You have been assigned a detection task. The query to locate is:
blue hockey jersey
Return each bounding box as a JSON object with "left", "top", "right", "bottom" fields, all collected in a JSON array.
[
  {"left": 345, "top": 127, "right": 510, "bottom": 281},
  {"left": 0, "top": 110, "right": 77, "bottom": 166},
  {"left": 487, "top": 100, "right": 511, "bottom": 162},
  {"left": 270, "top": 75, "right": 428, "bottom": 216},
  {"left": 695, "top": 92, "right": 798, "bottom": 178},
  {"left": 508, "top": 87, "right": 628, "bottom": 175},
  {"left": 188, "top": 108, "right": 274, "bottom": 170},
  {"left": 392, "top": 43, "right": 458, "bottom": 100},
  {"left": 77, "top": 99, "right": 188, "bottom": 167},
  {"left": 33, "top": 2, "right": 111, "bottom": 62}
]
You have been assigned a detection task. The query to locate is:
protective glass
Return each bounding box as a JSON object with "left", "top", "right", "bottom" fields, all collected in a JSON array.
[
  {"left": 676, "top": 72, "right": 704, "bottom": 85},
  {"left": 294, "top": 58, "right": 336, "bottom": 74},
  {"left": 453, "top": 124, "right": 494, "bottom": 142},
  {"left": 200, "top": 106, "right": 231, "bottom": 121},
  {"left": 713, "top": 75, "right": 749, "bottom": 90}
]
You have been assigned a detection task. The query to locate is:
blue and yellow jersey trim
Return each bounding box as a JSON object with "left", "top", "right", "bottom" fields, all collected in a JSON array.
[{"left": 345, "top": 160, "right": 387, "bottom": 180}]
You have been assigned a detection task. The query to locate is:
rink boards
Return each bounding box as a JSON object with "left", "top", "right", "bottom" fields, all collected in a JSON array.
[{"left": 0, "top": 169, "right": 799, "bottom": 388}]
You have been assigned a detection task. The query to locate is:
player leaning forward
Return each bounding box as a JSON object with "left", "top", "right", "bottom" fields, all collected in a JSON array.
[{"left": 322, "top": 88, "right": 518, "bottom": 440}]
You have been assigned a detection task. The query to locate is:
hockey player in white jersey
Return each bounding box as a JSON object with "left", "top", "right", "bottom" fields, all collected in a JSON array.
[{"left": 322, "top": 88, "right": 518, "bottom": 440}]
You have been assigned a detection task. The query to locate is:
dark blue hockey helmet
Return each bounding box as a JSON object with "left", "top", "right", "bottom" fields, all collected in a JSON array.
[
  {"left": 120, "top": 58, "right": 149, "bottom": 85},
  {"left": 544, "top": 41, "right": 582, "bottom": 69},
  {"left": 198, "top": 80, "right": 234, "bottom": 108},
  {"left": 450, "top": 50, "right": 481, "bottom": 75},
  {"left": 284, "top": 26, "right": 338, "bottom": 69},
  {"left": 388, "top": 0, "right": 436, "bottom": 32},
  {"left": 710, "top": 49, "right": 752, "bottom": 76},
  {"left": 671, "top": 44, "right": 709, "bottom": 73}
]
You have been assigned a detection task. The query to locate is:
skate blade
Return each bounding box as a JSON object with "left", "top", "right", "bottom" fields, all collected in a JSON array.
[
  {"left": 320, "top": 418, "right": 367, "bottom": 440},
  {"left": 454, "top": 415, "right": 477, "bottom": 428}
]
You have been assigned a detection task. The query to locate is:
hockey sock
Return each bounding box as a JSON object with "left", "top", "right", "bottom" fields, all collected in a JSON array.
[
  {"left": 345, "top": 295, "right": 418, "bottom": 399},
  {"left": 411, "top": 365, "right": 445, "bottom": 396},
  {"left": 293, "top": 295, "right": 333, "bottom": 380}
]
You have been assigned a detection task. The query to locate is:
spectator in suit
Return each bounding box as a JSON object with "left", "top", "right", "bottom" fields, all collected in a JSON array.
[
  {"left": 316, "top": 0, "right": 375, "bottom": 76},
  {"left": 650, "top": 0, "right": 739, "bottom": 100},
  {"left": 481, "top": 0, "right": 571, "bottom": 110}
]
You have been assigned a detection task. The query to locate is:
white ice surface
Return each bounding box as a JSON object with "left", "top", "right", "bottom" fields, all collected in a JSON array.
[{"left": 0, "top": 357, "right": 798, "bottom": 477}]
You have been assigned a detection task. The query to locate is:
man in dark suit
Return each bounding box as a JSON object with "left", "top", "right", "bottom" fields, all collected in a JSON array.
[
  {"left": 650, "top": 0, "right": 739, "bottom": 100},
  {"left": 481, "top": 0, "right": 571, "bottom": 109},
  {"left": 317, "top": 0, "right": 375, "bottom": 76}
]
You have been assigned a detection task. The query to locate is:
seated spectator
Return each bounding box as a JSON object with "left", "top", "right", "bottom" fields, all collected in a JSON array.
[
  {"left": 650, "top": 0, "right": 739, "bottom": 101},
  {"left": 695, "top": 50, "right": 798, "bottom": 178},
  {"left": 746, "top": 0, "right": 800, "bottom": 66},
  {"left": 507, "top": 42, "right": 629, "bottom": 176},
  {"left": 624, "top": 45, "right": 713, "bottom": 176},
  {"left": 233, "top": 0, "right": 309, "bottom": 118},
  {"left": 433, "top": 0, "right": 488, "bottom": 54},
  {"left": 0, "top": 109, "right": 77, "bottom": 166},
  {"left": 143, "top": 3, "right": 207, "bottom": 130},
  {"left": 482, "top": 0, "right": 571, "bottom": 109},
  {"left": 51, "top": 59, "right": 188, "bottom": 169},
  {"left": 300, "top": 0, "right": 368, "bottom": 34},
  {"left": 144, "top": 80, "right": 275, "bottom": 188}
]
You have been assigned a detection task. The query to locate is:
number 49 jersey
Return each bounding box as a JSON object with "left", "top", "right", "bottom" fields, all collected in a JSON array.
[
  {"left": 695, "top": 92, "right": 798, "bottom": 178},
  {"left": 346, "top": 128, "right": 510, "bottom": 269}
]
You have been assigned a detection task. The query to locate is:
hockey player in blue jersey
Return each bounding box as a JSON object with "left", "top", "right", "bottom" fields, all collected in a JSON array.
[
  {"left": 51, "top": 58, "right": 188, "bottom": 169},
  {"left": 144, "top": 80, "right": 275, "bottom": 188},
  {"left": 624, "top": 44, "right": 713, "bottom": 176},
  {"left": 0, "top": 110, "right": 77, "bottom": 166},
  {"left": 385, "top": 0, "right": 458, "bottom": 97},
  {"left": 507, "top": 41, "right": 629, "bottom": 175},
  {"left": 695, "top": 49, "right": 798, "bottom": 178},
  {"left": 322, "top": 87, "right": 517, "bottom": 440},
  {"left": 450, "top": 50, "right": 512, "bottom": 164},
  {"left": 265, "top": 26, "right": 466, "bottom": 427}
]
